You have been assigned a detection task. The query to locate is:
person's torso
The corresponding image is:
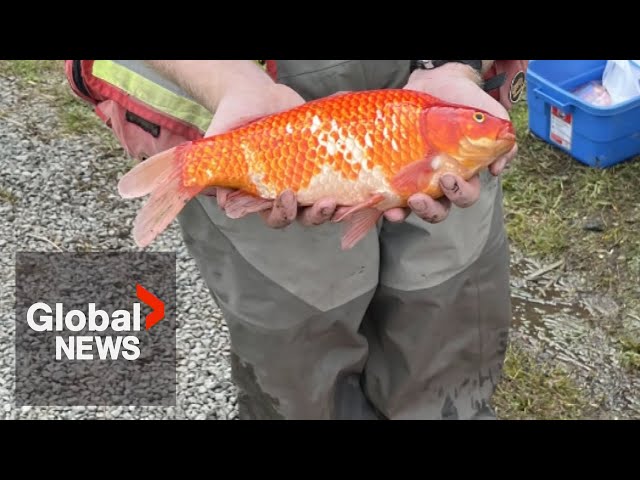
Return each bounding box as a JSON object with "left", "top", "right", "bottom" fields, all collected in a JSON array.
[{"left": 274, "top": 60, "right": 411, "bottom": 100}]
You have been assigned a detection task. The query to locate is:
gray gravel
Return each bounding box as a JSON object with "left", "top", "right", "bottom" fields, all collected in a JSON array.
[{"left": 0, "top": 75, "right": 237, "bottom": 420}]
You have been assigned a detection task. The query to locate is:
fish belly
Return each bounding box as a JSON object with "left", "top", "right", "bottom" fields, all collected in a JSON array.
[{"left": 292, "top": 162, "right": 400, "bottom": 208}]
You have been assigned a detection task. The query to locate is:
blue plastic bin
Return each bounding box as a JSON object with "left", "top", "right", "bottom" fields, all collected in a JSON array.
[{"left": 526, "top": 60, "right": 640, "bottom": 168}]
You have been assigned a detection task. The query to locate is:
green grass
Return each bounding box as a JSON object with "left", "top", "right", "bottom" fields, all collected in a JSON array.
[
  {"left": 620, "top": 348, "right": 640, "bottom": 371},
  {"left": 55, "top": 87, "right": 113, "bottom": 137},
  {"left": 0, "top": 60, "right": 62, "bottom": 83},
  {"left": 0, "top": 187, "right": 18, "bottom": 205},
  {"left": 617, "top": 315, "right": 640, "bottom": 371},
  {"left": 0, "top": 60, "right": 115, "bottom": 140},
  {"left": 492, "top": 346, "right": 596, "bottom": 419},
  {"left": 504, "top": 100, "right": 640, "bottom": 270}
]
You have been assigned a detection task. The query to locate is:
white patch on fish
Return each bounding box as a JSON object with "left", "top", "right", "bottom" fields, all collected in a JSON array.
[
  {"left": 364, "top": 133, "right": 373, "bottom": 148},
  {"left": 310, "top": 115, "right": 322, "bottom": 134},
  {"left": 240, "top": 141, "right": 253, "bottom": 160},
  {"left": 391, "top": 114, "right": 399, "bottom": 131},
  {"left": 295, "top": 162, "right": 400, "bottom": 208},
  {"left": 250, "top": 171, "right": 276, "bottom": 198},
  {"left": 316, "top": 120, "right": 372, "bottom": 168}
]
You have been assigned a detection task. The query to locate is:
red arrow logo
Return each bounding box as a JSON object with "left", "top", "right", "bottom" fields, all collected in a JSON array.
[{"left": 136, "top": 284, "right": 165, "bottom": 330}]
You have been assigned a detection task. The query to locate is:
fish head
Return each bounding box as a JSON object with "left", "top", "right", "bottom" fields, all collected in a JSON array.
[{"left": 422, "top": 106, "right": 516, "bottom": 167}]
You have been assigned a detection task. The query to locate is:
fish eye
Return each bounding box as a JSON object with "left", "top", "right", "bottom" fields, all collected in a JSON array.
[{"left": 473, "top": 112, "right": 485, "bottom": 123}]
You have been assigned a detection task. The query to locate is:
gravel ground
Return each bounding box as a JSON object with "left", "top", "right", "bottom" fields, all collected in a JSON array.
[
  {"left": 508, "top": 250, "right": 640, "bottom": 419},
  {"left": 0, "top": 75, "right": 238, "bottom": 420}
]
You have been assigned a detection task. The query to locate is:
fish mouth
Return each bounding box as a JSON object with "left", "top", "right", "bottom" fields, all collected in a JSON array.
[
  {"left": 498, "top": 123, "right": 516, "bottom": 143},
  {"left": 458, "top": 135, "right": 512, "bottom": 155},
  {"left": 456, "top": 129, "right": 516, "bottom": 163},
  {"left": 495, "top": 125, "right": 517, "bottom": 155}
]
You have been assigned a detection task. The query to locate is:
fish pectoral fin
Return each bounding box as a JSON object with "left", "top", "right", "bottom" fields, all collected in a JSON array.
[
  {"left": 390, "top": 156, "right": 436, "bottom": 196},
  {"left": 223, "top": 190, "right": 274, "bottom": 219},
  {"left": 331, "top": 194, "right": 385, "bottom": 223},
  {"left": 340, "top": 208, "right": 383, "bottom": 250}
]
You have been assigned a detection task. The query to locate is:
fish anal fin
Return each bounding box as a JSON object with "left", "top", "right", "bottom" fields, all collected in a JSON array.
[
  {"left": 340, "top": 208, "right": 383, "bottom": 250},
  {"left": 332, "top": 194, "right": 385, "bottom": 223}
]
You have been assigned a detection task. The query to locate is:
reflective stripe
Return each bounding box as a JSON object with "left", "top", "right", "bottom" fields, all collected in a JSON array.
[{"left": 92, "top": 60, "right": 214, "bottom": 132}]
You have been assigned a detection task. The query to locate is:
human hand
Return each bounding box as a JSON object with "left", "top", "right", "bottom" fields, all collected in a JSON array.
[
  {"left": 383, "top": 63, "right": 518, "bottom": 225},
  {"left": 204, "top": 83, "right": 338, "bottom": 228}
]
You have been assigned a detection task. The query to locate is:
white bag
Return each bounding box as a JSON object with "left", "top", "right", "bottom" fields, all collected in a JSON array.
[{"left": 602, "top": 60, "right": 640, "bottom": 104}]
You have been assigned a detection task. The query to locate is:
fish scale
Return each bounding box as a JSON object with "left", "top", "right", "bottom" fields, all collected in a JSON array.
[{"left": 182, "top": 89, "right": 429, "bottom": 203}]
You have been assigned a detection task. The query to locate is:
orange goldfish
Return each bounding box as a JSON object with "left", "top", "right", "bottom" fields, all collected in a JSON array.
[{"left": 117, "top": 89, "right": 516, "bottom": 249}]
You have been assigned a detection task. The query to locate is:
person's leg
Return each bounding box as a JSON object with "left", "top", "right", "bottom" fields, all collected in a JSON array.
[
  {"left": 177, "top": 195, "right": 382, "bottom": 419},
  {"left": 174, "top": 59, "right": 414, "bottom": 420},
  {"left": 362, "top": 173, "right": 512, "bottom": 420}
]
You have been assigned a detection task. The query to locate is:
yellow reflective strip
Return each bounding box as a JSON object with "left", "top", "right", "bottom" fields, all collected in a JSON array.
[{"left": 92, "top": 60, "right": 213, "bottom": 132}]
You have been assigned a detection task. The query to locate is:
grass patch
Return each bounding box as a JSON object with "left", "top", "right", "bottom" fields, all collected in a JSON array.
[
  {"left": 0, "top": 187, "right": 18, "bottom": 205},
  {"left": 504, "top": 100, "right": 640, "bottom": 320},
  {"left": 493, "top": 345, "right": 596, "bottom": 419},
  {"left": 55, "top": 86, "right": 113, "bottom": 138},
  {"left": 0, "top": 60, "right": 115, "bottom": 141},
  {"left": 620, "top": 349, "right": 640, "bottom": 371},
  {"left": 504, "top": 101, "right": 640, "bottom": 266},
  {"left": 0, "top": 60, "right": 62, "bottom": 84},
  {"left": 617, "top": 315, "right": 640, "bottom": 371}
]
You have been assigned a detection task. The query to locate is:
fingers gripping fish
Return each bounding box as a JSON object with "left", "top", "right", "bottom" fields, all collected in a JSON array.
[{"left": 117, "top": 89, "right": 516, "bottom": 250}]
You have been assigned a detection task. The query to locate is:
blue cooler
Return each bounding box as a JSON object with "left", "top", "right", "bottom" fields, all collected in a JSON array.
[{"left": 526, "top": 60, "right": 640, "bottom": 168}]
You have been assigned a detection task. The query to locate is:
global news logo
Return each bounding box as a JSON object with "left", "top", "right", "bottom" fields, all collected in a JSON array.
[{"left": 25, "top": 284, "right": 164, "bottom": 361}]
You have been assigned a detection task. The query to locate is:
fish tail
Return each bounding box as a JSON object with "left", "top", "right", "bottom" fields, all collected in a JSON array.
[{"left": 117, "top": 143, "right": 204, "bottom": 248}]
